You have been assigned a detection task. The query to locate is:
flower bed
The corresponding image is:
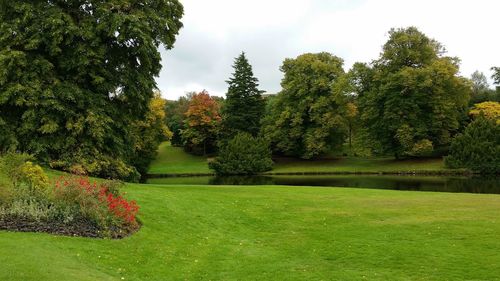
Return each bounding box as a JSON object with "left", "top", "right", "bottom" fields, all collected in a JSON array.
[{"left": 0, "top": 154, "right": 140, "bottom": 239}]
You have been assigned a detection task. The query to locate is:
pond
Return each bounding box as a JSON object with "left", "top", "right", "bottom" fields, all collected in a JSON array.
[{"left": 147, "top": 175, "right": 500, "bottom": 194}]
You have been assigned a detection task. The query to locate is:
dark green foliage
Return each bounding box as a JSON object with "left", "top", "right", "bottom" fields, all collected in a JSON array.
[
  {"left": 209, "top": 133, "right": 273, "bottom": 175},
  {"left": 222, "top": 52, "right": 265, "bottom": 137},
  {"left": 357, "top": 27, "right": 471, "bottom": 158},
  {"left": 165, "top": 94, "right": 191, "bottom": 147},
  {"left": 445, "top": 116, "right": 500, "bottom": 174},
  {"left": 492, "top": 67, "right": 500, "bottom": 85},
  {"left": 0, "top": 1, "right": 183, "bottom": 180},
  {"left": 262, "top": 53, "right": 349, "bottom": 159}
]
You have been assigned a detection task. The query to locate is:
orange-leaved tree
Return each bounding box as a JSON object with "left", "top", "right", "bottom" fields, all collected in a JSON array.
[{"left": 181, "top": 90, "right": 221, "bottom": 155}]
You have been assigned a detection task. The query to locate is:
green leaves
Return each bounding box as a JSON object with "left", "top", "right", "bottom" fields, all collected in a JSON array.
[
  {"left": 446, "top": 116, "right": 500, "bottom": 173},
  {"left": 0, "top": 1, "right": 184, "bottom": 180},
  {"left": 358, "top": 27, "right": 471, "bottom": 158},
  {"left": 262, "top": 52, "right": 348, "bottom": 159},
  {"left": 209, "top": 132, "right": 273, "bottom": 175}
]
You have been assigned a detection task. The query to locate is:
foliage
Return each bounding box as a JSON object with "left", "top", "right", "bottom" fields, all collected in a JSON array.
[
  {"left": 0, "top": 152, "right": 34, "bottom": 187},
  {"left": 181, "top": 91, "right": 221, "bottom": 155},
  {"left": 471, "top": 71, "right": 489, "bottom": 95},
  {"left": 445, "top": 116, "right": 500, "bottom": 173},
  {"left": 0, "top": 152, "right": 139, "bottom": 237},
  {"left": 469, "top": 71, "right": 499, "bottom": 104},
  {"left": 130, "top": 93, "right": 172, "bottom": 178},
  {"left": 53, "top": 176, "right": 139, "bottom": 230},
  {"left": 0, "top": 1, "right": 183, "bottom": 180},
  {"left": 165, "top": 94, "right": 191, "bottom": 146},
  {"left": 469, "top": 101, "right": 500, "bottom": 122},
  {"left": 262, "top": 52, "right": 349, "bottom": 159},
  {"left": 357, "top": 27, "right": 471, "bottom": 158},
  {"left": 469, "top": 70, "right": 498, "bottom": 103},
  {"left": 492, "top": 67, "right": 500, "bottom": 85},
  {"left": 222, "top": 52, "right": 265, "bottom": 137},
  {"left": 209, "top": 132, "right": 273, "bottom": 175}
]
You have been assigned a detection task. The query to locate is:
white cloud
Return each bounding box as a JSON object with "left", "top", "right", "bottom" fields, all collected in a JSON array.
[{"left": 157, "top": 0, "right": 500, "bottom": 100}]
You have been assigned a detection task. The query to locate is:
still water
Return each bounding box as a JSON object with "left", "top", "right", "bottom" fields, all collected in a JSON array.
[{"left": 147, "top": 175, "right": 500, "bottom": 194}]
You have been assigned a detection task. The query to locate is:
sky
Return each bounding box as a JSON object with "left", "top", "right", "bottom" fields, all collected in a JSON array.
[{"left": 156, "top": 0, "right": 500, "bottom": 100}]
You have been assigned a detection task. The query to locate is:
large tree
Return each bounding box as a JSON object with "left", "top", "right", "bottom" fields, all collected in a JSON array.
[
  {"left": 357, "top": 27, "right": 470, "bottom": 158},
  {"left": 222, "top": 52, "right": 264, "bottom": 137},
  {"left": 0, "top": 1, "right": 183, "bottom": 179},
  {"left": 262, "top": 52, "right": 349, "bottom": 159}
]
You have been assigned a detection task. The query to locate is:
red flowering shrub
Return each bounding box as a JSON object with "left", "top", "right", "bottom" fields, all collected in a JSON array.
[{"left": 52, "top": 176, "right": 140, "bottom": 237}]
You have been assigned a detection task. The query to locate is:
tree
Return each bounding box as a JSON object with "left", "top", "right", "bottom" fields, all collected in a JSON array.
[
  {"left": 165, "top": 94, "right": 192, "bottom": 146},
  {"left": 470, "top": 71, "right": 497, "bottom": 104},
  {"left": 0, "top": 1, "right": 183, "bottom": 180},
  {"left": 492, "top": 67, "right": 500, "bottom": 85},
  {"left": 445, "top": 116, "right": 500, "bottom": 174},
  {"left": 358, "top": 27, "right": 470, "bottom": 158},
  {"left": 221, "top": 52, "right": 265, "bottom": 137},
  {"left": 262, "top": 53, "right": 349, "bottom": 159},
  {"left": 469, "top": 101, "right": 500, "bottom": 122},
  {"left": 130, "top": 93, "right": 172, "bottom": 179},
  {"left": 181, "top": 91, "right": 221, "bottom": 155},
  {"left": 209, "top": 132, "right": 273, "bottom": 175}
]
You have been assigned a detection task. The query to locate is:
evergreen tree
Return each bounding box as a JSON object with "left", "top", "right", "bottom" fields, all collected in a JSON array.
[
  {"left": 209, "top": 132, "right": 273, "bottom": 175},
  {"left": 445, "top": 116, "right": 500, "bottom": 174},
  {"left": 222, "top": 52, "right": 265, "bottom": 137}
]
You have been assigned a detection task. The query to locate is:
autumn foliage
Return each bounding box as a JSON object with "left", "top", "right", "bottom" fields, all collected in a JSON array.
[{"left": 181, "top": 91, "right": 221, "bottom": 155}]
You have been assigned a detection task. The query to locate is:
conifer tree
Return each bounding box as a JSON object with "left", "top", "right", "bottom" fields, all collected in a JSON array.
[{"left": 222, "top": 52, "right": 265, "bottom": 137}]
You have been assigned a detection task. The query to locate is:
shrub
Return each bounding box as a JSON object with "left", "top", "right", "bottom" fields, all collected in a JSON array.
[
  {"left": 53, "top": 176, "right": 139, "bottom": 234},
  {"left": 0, "top": 152, "right": 33, "bottom": 187},
  {"left": 0, "top": 153, "right": 48, "bottom": 197},
  {"left": 209, "top": 132, "right": 273, "bottom": 175},
  {"left": 445, "top": 116, "right": 500, "bottom": 174}
]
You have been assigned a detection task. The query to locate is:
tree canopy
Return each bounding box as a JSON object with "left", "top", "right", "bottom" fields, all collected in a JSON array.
[
  {"left": 222, "top": 52, "right": 264, "bottom": 137},
  {"left": 262, "top": 52, "right": 349, "bottom": 159},
  {"left": 357, "top": 27, "right": 470, "bottom": 158},
  {"left": 181, "top": 91, "right": 221, "bottom": 155},
  {"left": 0, "top": 1, "right": 183, "bottom": 179}
]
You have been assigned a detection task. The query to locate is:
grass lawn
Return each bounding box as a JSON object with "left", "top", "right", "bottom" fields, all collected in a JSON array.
[
  {"left": 148, "top": 142, "right": 211, "bottom": 174},
  {"left": 271, "top": 157, "right": 449, "bottom": 174},
  {"left": 1, "top": 183, "right": 500, "bottom": 280},
  {"left": 147, "top": 142, "right": 452, "bottom": 175}
]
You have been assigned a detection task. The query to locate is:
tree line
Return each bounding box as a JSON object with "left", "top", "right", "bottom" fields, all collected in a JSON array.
[
  {"left": 168, "top": 27, "right": 500, "bottom": 174},
  {"left": 0, "top": 0, "right": 497, "bottom": 180}
]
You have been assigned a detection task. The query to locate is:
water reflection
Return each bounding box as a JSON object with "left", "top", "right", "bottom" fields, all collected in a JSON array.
[{"left": 147, "top": 175, "right": 500, "bottom": 194}]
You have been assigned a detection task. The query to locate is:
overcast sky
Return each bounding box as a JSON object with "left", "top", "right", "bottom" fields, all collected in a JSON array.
[{"left": 156, "top": 0, "right": 500, "bottom": 100}]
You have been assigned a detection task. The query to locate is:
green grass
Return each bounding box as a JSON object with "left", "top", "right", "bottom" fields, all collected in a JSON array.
[
  {"left": 147, "top": 142, "right": 451, "bottom": 175},
  {"left": 148, "top": 142, "right": 211, "bottom": 174},
  {"left": 2, "top": 183, "right": 500, "bottom": 280},
  {"left": 271, "top": 157, "right": 448, "bottom": 174}
]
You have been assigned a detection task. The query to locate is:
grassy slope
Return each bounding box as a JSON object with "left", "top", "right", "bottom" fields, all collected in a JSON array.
[
  {"left": 147, "top": 142, "right": 211, "bottom": 174},
  {"left": 270, "top": 157, "right": 447, "bottom": 174},
  {"left": 1, "top": 183, "right": 500, "bottom": 280},
  {"left": 147, "top": 142, "right": 450, "bottom": 175}
]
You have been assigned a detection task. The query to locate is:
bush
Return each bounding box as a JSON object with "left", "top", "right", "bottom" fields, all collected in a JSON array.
[
  {"left": 209, "top": 133, "right": 273, "bottom": 175},
  {"left": 445, "top": 116, "right": 500, "bottom": 174},
  {"left": 0, "top": 152, "right": 33, "bottom": 187},
  {"left": 53, "top": 176, "right": 139, "bottom": 235},
  {"left": 0, "top": 153, "right": 48, "bottom": 197},
  {"left": 0, "top": 153, "right": 140, "bottom": 238}
]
